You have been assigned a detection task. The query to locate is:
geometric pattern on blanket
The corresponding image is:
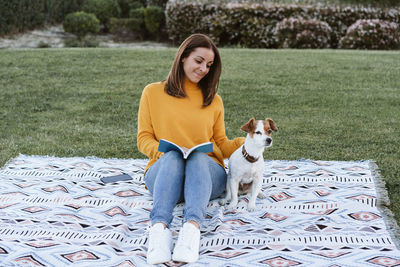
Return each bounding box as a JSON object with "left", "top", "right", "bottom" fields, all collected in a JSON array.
[{"left": 0, "top": 155, "right": 399, "bottom": 266}]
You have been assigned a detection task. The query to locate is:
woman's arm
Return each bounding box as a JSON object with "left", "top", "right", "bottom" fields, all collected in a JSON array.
[
  {"left": 212, "top": 96, "right": 245, "bottom": 158},
  {"left": 137, "top": 86, "right": 163, "bottom": 160}
]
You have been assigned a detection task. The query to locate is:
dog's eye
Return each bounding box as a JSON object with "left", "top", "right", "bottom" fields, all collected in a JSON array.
[
  {"left": 268, "top": 130, "right": 272, "bottom": 134},
  {"left": 255, "top": 131, "right": 262, "bottom": 135}
]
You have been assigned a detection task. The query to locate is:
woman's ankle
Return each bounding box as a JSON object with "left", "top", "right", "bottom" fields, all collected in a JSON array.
[
  {"left": 186, "top": 220, "right": 199, "bottom": 229},
  {"left": 153, "top": 222, "right": 167, "bottom": 229}
]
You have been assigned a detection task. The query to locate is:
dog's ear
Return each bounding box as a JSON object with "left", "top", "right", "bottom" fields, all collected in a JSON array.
[
  {"left": 265, "top": 118, "right": 278, "bottom": 132},
  {"left": 241, "top": 118, "right": 256, "bottom": 133}
]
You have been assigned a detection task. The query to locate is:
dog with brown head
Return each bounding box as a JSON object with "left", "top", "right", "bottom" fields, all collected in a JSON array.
[{"left": 220, "top": 118, "right": 278, "bottom": 211}]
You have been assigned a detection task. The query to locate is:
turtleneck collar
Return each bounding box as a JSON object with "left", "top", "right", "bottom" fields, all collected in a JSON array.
[{"left": 184, "top": 78, "right": 200, "bottom": 92}]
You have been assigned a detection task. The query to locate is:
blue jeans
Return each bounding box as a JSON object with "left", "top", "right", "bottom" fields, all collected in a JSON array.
[{"left": 144, "top": 150, "right": 227, "bottom": 228}]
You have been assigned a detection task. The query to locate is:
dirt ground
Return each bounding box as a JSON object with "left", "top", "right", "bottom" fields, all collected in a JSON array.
[{"left": 0, "top": 24, "right": 169, "bottom": 49}]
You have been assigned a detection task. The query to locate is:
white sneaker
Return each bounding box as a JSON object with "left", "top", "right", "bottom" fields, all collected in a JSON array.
[
  {"left": 146, "top": 223, "right": 173, "bottom": 265},
  {"left": 172, "top": 222, "right": 200, "bottom": 263}
]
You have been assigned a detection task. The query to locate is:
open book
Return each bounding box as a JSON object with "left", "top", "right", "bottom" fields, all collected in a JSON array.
[{"left": 157, "top": 139, "right": 213, "bottom": 159}]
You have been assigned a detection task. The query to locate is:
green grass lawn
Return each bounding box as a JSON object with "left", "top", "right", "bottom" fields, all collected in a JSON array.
[{"left": 0, "top": 48, "right": 399, "bottom": 225}]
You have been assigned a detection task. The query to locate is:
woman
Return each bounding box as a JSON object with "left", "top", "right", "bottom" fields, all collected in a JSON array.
[{"left": 137, "top": 33, "right": 244, "bottom": 264}]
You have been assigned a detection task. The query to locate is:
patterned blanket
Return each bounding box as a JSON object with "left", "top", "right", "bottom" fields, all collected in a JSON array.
[{"left": 0, "top": 155, "right": 399, "bottom": 266}]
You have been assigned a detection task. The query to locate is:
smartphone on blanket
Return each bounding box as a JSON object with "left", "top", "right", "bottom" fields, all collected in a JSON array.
[{"left": 101, "top": 174, "right": 133, "bottom": 184}]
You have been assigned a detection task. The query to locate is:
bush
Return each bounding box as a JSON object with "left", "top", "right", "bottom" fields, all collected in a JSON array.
[
  {"left": 110, "top": 5, "right": 165, "bottom": 40},
  {"left": 117, "top": 0, "right": 145, "bottom": 18},
  {"left": 82, "top": 0, "right": 121, "bottom": 29},
  {"left": 344, "top": 0, "right": 400, "bottom": 7},
  {"left": 274, "top": 17, "right": 333, "bottom": 48},
  {"left": 166, "top": 0, "right": 400, "bottom": 49},
  {"left": 238, "top": 17, "right": 278, "bottom": 48},
  {"left": 129, "top": 7, "right": 146, "bottom": 37},
  {"left": 144, "top": 5, "right": 164, "bottom": 35},
  {"left": 0, "top": 0, "right": 84, "bottom": 35},
  {"left": 44, "top": 0, "right": 85, "bottom": 23},
  {"left": 201, "top": 12, "right": 278, "bottom": 48},
  {"left": 110, "top": 17, "right": 145, "bottom": 40},
  {"left": 0, "top": 0, "right": 46, "bottom": 35},
  {"left": 63, "top": 11, "right": 100, "bottom": 40},
  {"left": 147, "top": 0, "right": 168, "bottom": 8},
  {"left": 339, "top": 19, "right": 400, "bottom": 49},
  {"left": 64, "top": 38, "right": 100, "bottom": 47},
  {"left": 37, "top": 41, "right": 51, "bottom": 48}
]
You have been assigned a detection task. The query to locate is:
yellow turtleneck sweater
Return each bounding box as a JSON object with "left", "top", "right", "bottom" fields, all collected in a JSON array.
[{"left": 137, "top": 80, "right": 244, "bottom": 170}]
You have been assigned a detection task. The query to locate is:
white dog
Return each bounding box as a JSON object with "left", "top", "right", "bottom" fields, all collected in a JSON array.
[{"left": 220, "top": 118, "right": 278, "bottom": 211}]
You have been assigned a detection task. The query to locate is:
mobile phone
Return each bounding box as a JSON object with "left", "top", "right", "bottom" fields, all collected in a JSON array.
[{"left": 100, "top": 174, "right": 133, "bottom": 184}]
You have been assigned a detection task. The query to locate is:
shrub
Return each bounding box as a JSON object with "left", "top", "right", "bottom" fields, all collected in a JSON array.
[
  {"left": 110, "top": 17, "right": 145, "bottom": 40},
  {"left": 82, "top": 0, "right": 121, "bottom": 28},
  {"left": 274, "top": 17, "right": 333, "bottom": 48},
  {"left": 166, "top": 0, "right": 400, "bottom": 49},
  {"left": 129, "top": 7, "right": 146, "bottom": 37},
  {"left": 202, "top": 12, "right": 278, "bottom": 48},
  {"left": 339, "top": 19, "right": 400, "bottom": 49},
  {"left": 344, "top": 0, "right": 400, "bottom": 7},
  {"left": 200, "top": 13, "right": 235, "bottom": 46},
  {"left": 236, "top": 16, "right": 279, "bottom": 48},
  {"left": 44, "top": 0, "right": 85, "bottom": 23},
  {"left": 37, "top": 41, "right": 51, "bottom": 48},
  {"left": 63, "top": 11, "right": 100, "bottom": 40},
  {"left": 117, "top": 0, "right": 145, "bottom": 18},
  {"left": 0, "top": 0, "right": 46, "bottom": 35},
  {"left": 0, "top": 0, "right": 84, "bottom": 35},
  {"left": 64, "top": 38, "right": 100, "bottom": 47},
  {"left": 147, "top": 0, "right": 168, "bottom": 8},
  {"left": 110, "top": 5, "right": 164, "bottom": 41},
  {"left": 144, "top": 5, "right": 164, "bottom": 35}
]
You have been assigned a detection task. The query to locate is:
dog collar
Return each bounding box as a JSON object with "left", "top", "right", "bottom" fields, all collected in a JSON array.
[{"left": 242, "top": 145, "right": 259, "bottom": 163}]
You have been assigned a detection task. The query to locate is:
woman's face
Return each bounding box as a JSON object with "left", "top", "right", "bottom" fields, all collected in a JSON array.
[{"left": 182, "top": 47, "right": 214, "bottom": 84}]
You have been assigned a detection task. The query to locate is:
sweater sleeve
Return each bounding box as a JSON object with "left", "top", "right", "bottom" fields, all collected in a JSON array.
[
  {"left": 213, "top": 96, "right": 245, "bottom": 158},
  {"left": 137, "top": 85, "right": 164, "bottom": 160}
]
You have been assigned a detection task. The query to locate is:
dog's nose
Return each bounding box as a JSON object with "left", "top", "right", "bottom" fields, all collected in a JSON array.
[{"left": 266, "top": 138, "right": 272, "bottom": 145}]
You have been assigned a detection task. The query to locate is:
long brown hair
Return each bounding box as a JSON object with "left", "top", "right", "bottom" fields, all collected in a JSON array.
[{"left": 165, "top": 33, "right": 222, "bottom": 107}]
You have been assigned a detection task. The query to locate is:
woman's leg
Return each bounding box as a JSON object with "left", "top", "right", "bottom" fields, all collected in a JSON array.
[
  {"left": 172, "top": 151, "right": 226, "bottom": 263},
  {"left": 145, "top": 150, "right": 185, "bottom": 264},
  {"left": 145, "top": 150, "right": 185, "bottom": 227},
  {"left": 183, "top": 151, "right": 227, "bottom": 225}
]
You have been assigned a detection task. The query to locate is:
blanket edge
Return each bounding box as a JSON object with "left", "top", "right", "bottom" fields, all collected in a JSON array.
[{"left": 369, "top": 160, "right": 400, "bottom": 250}]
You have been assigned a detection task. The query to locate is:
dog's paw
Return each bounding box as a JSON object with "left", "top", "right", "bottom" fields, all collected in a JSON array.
[
  {"left": 257, "top": 192, "right": 266, "bottom": 199},
  {"left": 247, "top": 203, "right": 256, "bottom": 212}
]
